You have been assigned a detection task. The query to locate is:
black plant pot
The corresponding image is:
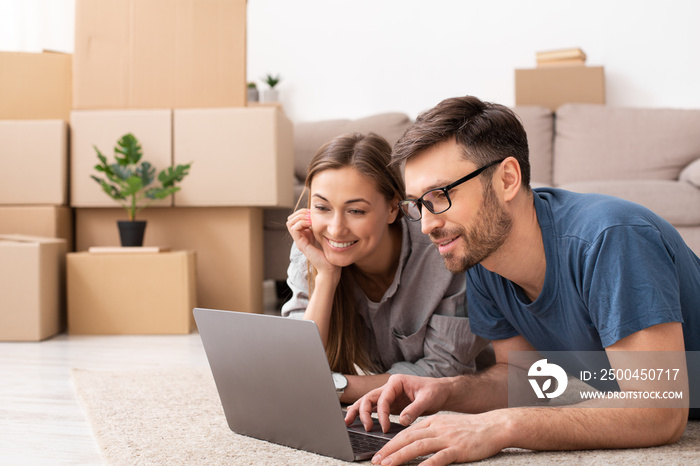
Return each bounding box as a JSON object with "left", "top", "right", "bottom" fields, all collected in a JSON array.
[{"left": 117, "top": 220, "right": 147, "bottom": 247}]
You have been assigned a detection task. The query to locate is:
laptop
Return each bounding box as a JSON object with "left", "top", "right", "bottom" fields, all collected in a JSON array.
[{"left": 193, "top": 307, "right": 406, "bottom": 462}]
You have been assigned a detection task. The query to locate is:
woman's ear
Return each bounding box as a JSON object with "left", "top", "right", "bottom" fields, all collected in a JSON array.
[{"left": 388, "top": 197, "right": 400, "bottom": 224}]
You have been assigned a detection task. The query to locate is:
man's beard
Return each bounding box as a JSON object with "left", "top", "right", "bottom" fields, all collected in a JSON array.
[{"left": 432, "top": 185, "right": 513, "bottom": 274}]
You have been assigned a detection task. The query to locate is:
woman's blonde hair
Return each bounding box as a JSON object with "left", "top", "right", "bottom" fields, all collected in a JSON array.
[{"left": 303, "top": 132, "right": 405, "bottom": 374}]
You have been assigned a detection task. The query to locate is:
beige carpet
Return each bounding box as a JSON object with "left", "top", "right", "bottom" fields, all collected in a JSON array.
[{"left": 71, "top": 367, "right": 700, "bottom": 465}]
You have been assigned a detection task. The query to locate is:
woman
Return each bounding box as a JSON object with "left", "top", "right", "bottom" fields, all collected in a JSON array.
[{"left": 283, "top": 132, "right": 492, "bottom": 402}]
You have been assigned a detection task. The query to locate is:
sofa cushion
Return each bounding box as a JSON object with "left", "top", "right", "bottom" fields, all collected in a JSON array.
[
  {"left": 513, "top": 106, "right": 554, "bottom": 186},
  {"left": 558, "top": 180, "right": 700, "bottom": 226},
  {"left": 554, "top": 104, "right": 700, "bottom": 185},
  {"left": 675, "top": 226, "right": 700, "bottom": 257},
  {"left": 680, "top": 158, "right": 700, "bottom": 188},
  {"left": 292, "top": 112, "right": 413, "bottom": 181}
]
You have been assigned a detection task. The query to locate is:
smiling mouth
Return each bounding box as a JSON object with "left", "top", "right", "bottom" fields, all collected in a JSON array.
[
  {"left": 327, "top": 238, "right": 358, "bottom": 249},
  {"left": 434, "top": 236, "right": 457, "bottom": 247},
  {"left": 432, "top": 235, "right": 461, "bottom": 254}
]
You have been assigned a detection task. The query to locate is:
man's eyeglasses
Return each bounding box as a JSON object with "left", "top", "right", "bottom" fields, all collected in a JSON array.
[{"left": 399, "top": 159, "right": 505, "bottom": 221}]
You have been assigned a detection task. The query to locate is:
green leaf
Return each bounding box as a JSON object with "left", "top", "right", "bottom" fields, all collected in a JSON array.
[
  {"left": 114, "top": 133, "right": 142, "bottom": 166},
  {"left": 121, "top": 175, "right": 144, "bottom": 197},
  {"left": 94, "top": 143, "right": 128, "bottom": 186},
  {"left": 158, "top": 163, "right": 191, "bottom": 187},
  {"left": 145, "top": 186, "right": 180, "bottom": 200},
  {"left": 95, "top": 147, "right": 109, "bottom": 166},
  {"left": 93, "top": 147, "right": 113, "bottom": 175},
  {"left": 263, "top": 73, "right": 281, "bottom": 88},
  {"left": 135, "top": 161, "right": 156, "bottom": 188},
  {"left": 111, "top": 164, "right": 133, "bottom": 182},
  {"left": 92, "top": 176, "right": 125, "bottom": 200}
]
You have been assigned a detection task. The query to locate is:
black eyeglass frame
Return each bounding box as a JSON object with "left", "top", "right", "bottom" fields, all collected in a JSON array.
[{"left": 400, "top": 158, "right": 506, "bottom": 221}]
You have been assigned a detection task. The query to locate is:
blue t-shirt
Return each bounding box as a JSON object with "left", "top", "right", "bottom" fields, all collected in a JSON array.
[{"left": 468, "top": 188, "right": 700, "bottom": 353}]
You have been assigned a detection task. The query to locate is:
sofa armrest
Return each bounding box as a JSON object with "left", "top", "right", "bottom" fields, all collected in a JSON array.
[{"left": 680, "top": 158, "right": 700, "bottom": 188}]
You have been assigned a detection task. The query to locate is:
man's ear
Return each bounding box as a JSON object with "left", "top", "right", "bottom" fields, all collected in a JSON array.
[{"left": 500, "top": 157, "right": 522, "bottom": 202}]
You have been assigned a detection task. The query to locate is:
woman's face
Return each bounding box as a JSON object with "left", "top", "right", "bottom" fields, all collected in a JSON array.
[{"left": 309, "top": 167, "right": 399, "bottom": 268}]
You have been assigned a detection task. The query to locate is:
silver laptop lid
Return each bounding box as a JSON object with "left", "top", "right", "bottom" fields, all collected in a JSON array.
[{"left": 194, "top": 308, "right": 356, "bottom": 461}]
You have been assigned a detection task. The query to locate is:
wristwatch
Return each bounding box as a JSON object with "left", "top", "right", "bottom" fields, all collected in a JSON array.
[{"left": 332, "top": 372, "right": 348, "bottom": 397}]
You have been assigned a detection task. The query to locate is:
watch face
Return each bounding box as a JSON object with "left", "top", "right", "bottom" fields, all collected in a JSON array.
[{"left": 332, "top": 372, "right": 348, "bottom": 390}]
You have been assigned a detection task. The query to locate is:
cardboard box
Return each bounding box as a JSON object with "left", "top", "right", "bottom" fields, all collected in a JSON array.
[
  {"left": 0, "top": 235, "right": 66, "bottom": 341},
  {"left": 70, "top": 109, "right": 173, "bottom": 208},
  {"left": 0, "top": 51, "right": 72, "bottom": 121},
  {"left": 67, "top": 250, "right": 196, "bottom": 334},
  {"left": 0, "top": 206, "right": 73, "bottom": 251},
  {"left": 173, "top": 107, "right": 294, "bottom": 207},
  {"left": 0, "top": 120, "right": 68, "bottom": 205},
  {"left": 75, "top": 207, "right": 263, "bottom": 313},
  {"left": 73, "top": 0, "right": 246, "bottom": 109},
  {"left": 515, "top": 66, "right": 605, "bottom": 111}
]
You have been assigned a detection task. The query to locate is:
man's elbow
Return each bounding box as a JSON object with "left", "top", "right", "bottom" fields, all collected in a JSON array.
[{"left": 657, "top": 408, "right": 687, "bottom": 445}]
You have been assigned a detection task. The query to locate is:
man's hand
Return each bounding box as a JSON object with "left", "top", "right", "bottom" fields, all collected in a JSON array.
[
  {"left": 344, "top": 374, "right": 455, "bottom": 434},
  {"left": 369, "top": 412, "right": 510, "bottom": 466}
]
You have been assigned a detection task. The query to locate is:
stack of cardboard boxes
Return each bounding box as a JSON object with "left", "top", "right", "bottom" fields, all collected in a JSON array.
[
  {"left": 515, "top": 48, "right": 605, "bottom": 111},
  {"left": 70, "top": 0, "right": 294, "bottom": 329},
  {"left": 0, "top": 51, "right": 72, "bottom": 340},
  {"left": 0, "top": 51, "right": 73, "bottom": 246},
  {"left": 2, "top": 0, "right": 295, "bottom": 336}
]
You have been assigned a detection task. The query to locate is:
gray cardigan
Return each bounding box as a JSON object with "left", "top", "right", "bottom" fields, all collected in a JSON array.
[{"left": 281, "top": 218, "right": 491, "bottom": 377}]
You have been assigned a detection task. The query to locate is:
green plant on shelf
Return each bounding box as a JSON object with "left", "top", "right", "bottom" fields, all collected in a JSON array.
[
  {"left": 91, "top": 133, "right": 192, "bottom": 221},
  {"left": 263, "top": 73, "right": 281, "bottom": 88}
]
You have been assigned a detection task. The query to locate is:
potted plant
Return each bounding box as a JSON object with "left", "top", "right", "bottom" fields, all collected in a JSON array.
[
  {"left": 262, "top": 73, "right": 281, "bottom": 102},
  {"left": 247, "top": 82, "right": 259, "bottom": 103},
  {"left": 91, "top": 133, "right": 192, "bottom": 247}
]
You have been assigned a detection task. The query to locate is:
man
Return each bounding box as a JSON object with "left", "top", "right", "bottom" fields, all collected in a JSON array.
[{"left": 344, "top": 95, "right": 700, "bottom": 465}]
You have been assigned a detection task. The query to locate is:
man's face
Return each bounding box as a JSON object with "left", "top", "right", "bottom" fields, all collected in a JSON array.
[{"left": 404, "top": 140, "right": 512, "bottom": 273}]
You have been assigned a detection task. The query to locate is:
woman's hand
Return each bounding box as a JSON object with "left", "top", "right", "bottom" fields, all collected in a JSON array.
[
  {"left": 286, "top": 208, "right": 341, "bottom": 346},
  {"left": 286, "top": 208, "right": 340, "bottom": 280}
]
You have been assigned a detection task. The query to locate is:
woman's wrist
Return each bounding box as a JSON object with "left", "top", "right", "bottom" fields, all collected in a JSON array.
[{"left": 315, "top": 268, "right": 342, "bottom": 288}]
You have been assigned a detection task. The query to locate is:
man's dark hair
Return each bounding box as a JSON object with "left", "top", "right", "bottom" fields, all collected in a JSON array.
[{"left": 391, "top": 95, "right": 531, "bottom": 189}]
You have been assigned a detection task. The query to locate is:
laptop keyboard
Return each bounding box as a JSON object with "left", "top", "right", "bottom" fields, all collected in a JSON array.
[{"left": 348, "top": 429, "right": 390, "bottom": 456}]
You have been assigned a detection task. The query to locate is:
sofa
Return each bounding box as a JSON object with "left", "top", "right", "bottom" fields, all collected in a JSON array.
[{"left": 264, "top": 104, "right": 700, "bottom": 294}]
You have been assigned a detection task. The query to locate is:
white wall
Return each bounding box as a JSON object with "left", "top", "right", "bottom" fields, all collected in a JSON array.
[
  {"left": 3, "top": 0, "right": 700, "bottom": 122},
  {"left": 0, "top": 0, "right": 75, "bottom": 54},
  {"left": 247, "top": 0, "right": 700, "bottom": 121}
]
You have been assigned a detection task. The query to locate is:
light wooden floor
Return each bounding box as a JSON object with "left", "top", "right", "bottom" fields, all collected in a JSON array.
[
  {"left": 0, "top": 333, "right": 210, "bottom": 465},
  {"left": 0, "top": 281, "right": 283, "bottom": 465}
]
